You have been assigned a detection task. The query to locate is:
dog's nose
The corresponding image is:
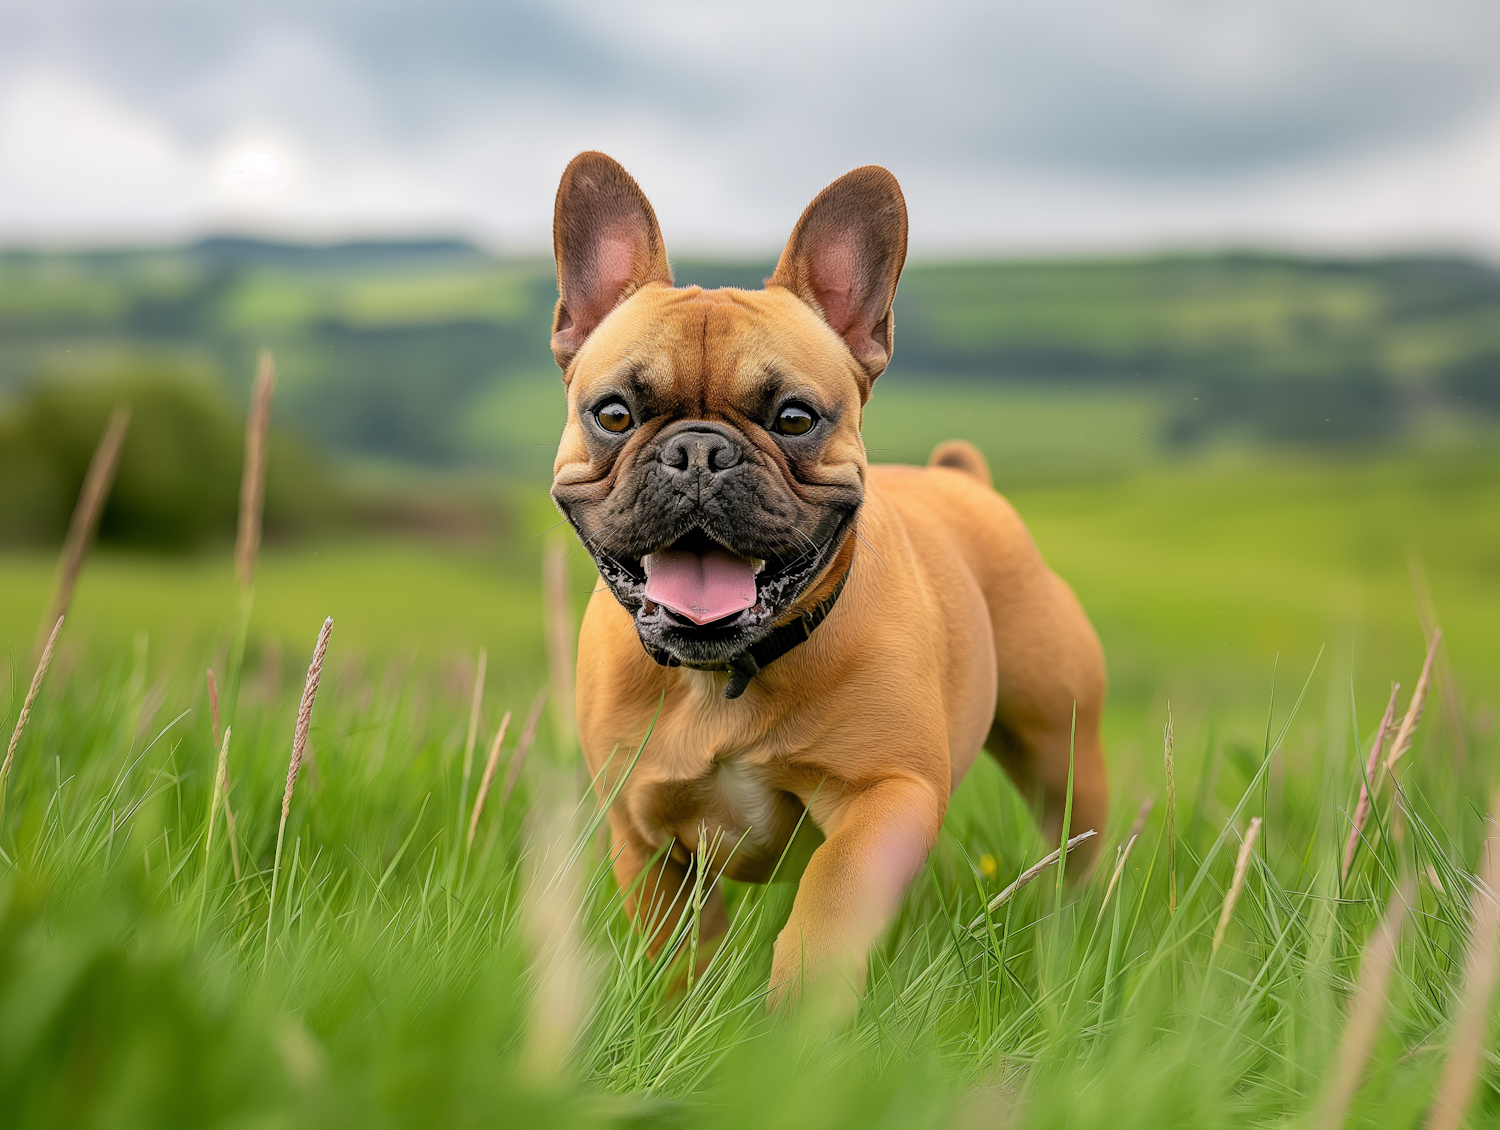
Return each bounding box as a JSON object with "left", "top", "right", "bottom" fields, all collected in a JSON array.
[{"left": 659, "top": 429, "right": 742, "bottom": 474}]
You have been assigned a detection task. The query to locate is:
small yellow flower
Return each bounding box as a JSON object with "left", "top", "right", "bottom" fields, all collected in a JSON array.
[{"left": 978, "top": 853, "right": 998, "bottom": 880}]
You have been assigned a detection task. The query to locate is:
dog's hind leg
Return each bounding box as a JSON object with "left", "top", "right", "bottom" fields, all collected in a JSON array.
[{"left": 981, "top": 574, "right": 1108, "bottom": 873}]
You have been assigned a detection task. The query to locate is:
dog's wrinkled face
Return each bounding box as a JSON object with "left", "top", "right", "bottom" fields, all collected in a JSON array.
[
  {"left": 553, "top": 286, "right": 867, "bottom": 666},
  {"left": 547, "top": 153, "right": 907, "bottom": 668}
]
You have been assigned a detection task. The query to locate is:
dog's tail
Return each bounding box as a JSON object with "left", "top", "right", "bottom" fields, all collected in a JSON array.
[{"left": 927, "top": 439, "right": 992, "bottom": 489}]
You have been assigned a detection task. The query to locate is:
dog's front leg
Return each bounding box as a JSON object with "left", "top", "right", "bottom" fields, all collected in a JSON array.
[
  {"left": 608, "top": 814, "right": 729, "bottom": 962},
  {"left": 768, "top": 775, "right": 944, "bottom": 1013}
]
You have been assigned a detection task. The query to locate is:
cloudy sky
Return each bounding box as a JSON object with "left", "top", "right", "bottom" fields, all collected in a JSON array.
[{"left": 4, "top": 0, "right": 1500, "bottom": 256}]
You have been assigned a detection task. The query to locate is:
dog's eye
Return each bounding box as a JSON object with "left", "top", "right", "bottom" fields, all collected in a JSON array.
[
  {"left": 595, "top": 400, "right": 633, "bottom": 433},
  {"left": 773, "top": 404, "right": 816, "bottom": 436}
]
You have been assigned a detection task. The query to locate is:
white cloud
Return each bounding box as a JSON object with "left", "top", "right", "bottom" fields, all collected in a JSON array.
[
  {"left": 3, "top": 0, "right": 1500, "bottom": 255},
  {"left": 0, "top": 70, "right": 200, "bottom": 230}
]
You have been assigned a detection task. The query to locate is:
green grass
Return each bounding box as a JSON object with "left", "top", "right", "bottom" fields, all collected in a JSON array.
[{"left": 1, "top": 449, "right": 1498, "bottom": 1127}]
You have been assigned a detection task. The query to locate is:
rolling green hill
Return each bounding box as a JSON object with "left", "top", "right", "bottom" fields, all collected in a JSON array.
[{"left": 3, "top": 240, "right": 1497, "bottom": 474}]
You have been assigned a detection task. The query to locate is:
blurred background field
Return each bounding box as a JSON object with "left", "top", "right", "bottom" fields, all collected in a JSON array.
[{"left": 3, "top": 238, "right": 1499, "bottom": 757}]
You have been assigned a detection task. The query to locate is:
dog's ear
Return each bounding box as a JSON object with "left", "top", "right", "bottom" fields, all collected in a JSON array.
[
  {"left": 551, "top": 152, "right": 673, "bottom": 371},
  {"left": 768, "top": 166, "right": 908, "bottom": 385}
]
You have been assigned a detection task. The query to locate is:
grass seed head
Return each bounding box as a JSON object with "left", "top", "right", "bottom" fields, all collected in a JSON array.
[
  {"left": 1342, "top": 681, "right": 1401, "bottom": 883},
  {"left": 38, "top": 407, "right": 129, "bottom": 657},
  {"left": 284, "top": 617, "right": 333, "bottom": 817},
  {"left": 236, "top": 349, "right": 277, "bottom": 591},
  {"left": 1213, "top": 816, "right": 1261, "bottom": 952},
  {"left": 502, "top": 687, "right": 549, "bottom": 811},
  {"left": 3, "top": 614, "right": 64, "bottom": 787},
  {"left": 1386, "top": 630, "right": 1441, "bottom": 777},
  {"left": 468, "top": 709, "right": 512, "bottom": 851}
]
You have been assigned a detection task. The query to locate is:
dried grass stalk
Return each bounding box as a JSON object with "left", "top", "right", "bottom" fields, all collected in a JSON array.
[
  {"left": 542, "top": 539, "right": 576, "bottom": 756},
  {"left": 1213, "top": 816, "right": 1262, "bottom": 952},
  {"left": 205, "top": 668, "right": 241, "bottom": 880},
  {"left": 1310, "top": 876, "right": 1413, "bottom": 1129},
  {"left": 520, "top": 796, "right": 595, "bottom": 1079},
  {"left": 3, "top": 615, "right": 64, "bottom": 787},
  {"left": 968, "top": 829, "right": 1098, "bottom": 930},
  {"left": 1086, "top": 795, "right": 1153, "bottom": 885},
  {"left": 1342, "top": 683, "right": 1401, "bottom": 883},
  {"left": 196, "top": 723, "right": 235, "bottom": 938},
  {"left": 1424, "top": 793, "right": 1500, "bottom": 1130},
  {"left": 1409, "top": 557, "right": 1467, "bottom": 767},
  {"left": 236, "top": 349, "right": 277, "bottom": 590},
  {"left": 467, "top": 710, "right": 512, "bottom": 850},
  {"left": 265, "top": 616, "right": 333, "bottom": 960},
  {"left": 38, "top": 407, "right": 129, "bottom": 656},
  {"left": 459, "top": 648, "right": 487, "bottom": 825},
  {"left": 502, "top": 687, "right": 549, "bottom": 811},
  {"left": 1097, "top": 833, "right": 1141, "bottom": 922},
  {"left": 1386, "top": 630, "right": 1441, "bottom": 777},
  {"left": 1164, "top": 709, "right": 1177, "bottom": 918}
]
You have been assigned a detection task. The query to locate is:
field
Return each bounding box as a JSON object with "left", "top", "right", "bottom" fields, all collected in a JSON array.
[
  {"left": 3, "top": 422, "right": 1499, "bottom": 1126},
  {"left": 3, "top": 239, "right": 1499, "bottom": 1126}
]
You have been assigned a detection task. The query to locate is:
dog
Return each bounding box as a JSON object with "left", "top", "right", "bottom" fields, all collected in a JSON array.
[{"left": 548, "top": 152, "right": 1107, "bottom": 1008}]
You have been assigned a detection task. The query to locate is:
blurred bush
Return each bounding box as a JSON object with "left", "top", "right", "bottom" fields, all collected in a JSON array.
[{"left": 0, "top": 361, "right": 341, "bottom": 550}]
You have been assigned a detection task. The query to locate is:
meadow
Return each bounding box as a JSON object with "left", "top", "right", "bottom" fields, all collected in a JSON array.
[
  {"left": 2, "top": 242, "right": 1499, "bottom": 1126},
  {"left": 2, "top": 423, "right": 1498, "bottom": 1126}
]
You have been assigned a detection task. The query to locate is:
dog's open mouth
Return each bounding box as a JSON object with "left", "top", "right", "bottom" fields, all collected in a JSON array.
[
  {"left": 642, "top": 530, "right": 765, "bottom": 626},
  {"left": 581, "top": 515, "right": 852, "bottom": 666}
]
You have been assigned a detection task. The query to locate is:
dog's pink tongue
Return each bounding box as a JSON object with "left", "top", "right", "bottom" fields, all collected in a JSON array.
[{"left": 645, "top": 549, "right": 757, "bottom": 625}]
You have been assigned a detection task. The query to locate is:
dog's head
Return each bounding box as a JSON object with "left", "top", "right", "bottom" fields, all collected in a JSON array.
[{"left": 548, "top": 152, "right": 907, "bottom": 669}]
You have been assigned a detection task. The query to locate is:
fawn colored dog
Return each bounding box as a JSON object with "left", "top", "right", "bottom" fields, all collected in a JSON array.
[{"left": 548, "top": 152, "right": 1107, "bottom": 1008}]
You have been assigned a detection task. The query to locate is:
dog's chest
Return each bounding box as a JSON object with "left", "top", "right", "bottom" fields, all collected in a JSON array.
[{"left": 630, "top": 739, "right": 802, "bottom": 882}]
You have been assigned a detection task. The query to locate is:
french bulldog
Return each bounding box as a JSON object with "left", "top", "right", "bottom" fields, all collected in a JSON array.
[{"left": 548, "top": 152, "right": 1107, "bottom": 1008}]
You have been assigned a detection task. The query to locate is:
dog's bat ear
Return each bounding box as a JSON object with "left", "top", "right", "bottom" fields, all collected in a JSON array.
[
  {"left": 768, "top": 166, "right": 908, "bottom": 386},
  {"left": 551, "top": 152, "right": 673, "bottom": 372}
]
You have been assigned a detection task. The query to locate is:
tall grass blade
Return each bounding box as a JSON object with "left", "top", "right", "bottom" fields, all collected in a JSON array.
[
  {"left": 1164, "top": 707, "right": 1177, "bottom": 917},
  {"left": 1055, "top": 700, "right": 1077, "bottom": 911}
]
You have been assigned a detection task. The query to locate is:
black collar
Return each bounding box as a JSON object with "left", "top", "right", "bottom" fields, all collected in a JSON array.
[{"left": 643, "top": 564, "right": 850, "bottom": 699}]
